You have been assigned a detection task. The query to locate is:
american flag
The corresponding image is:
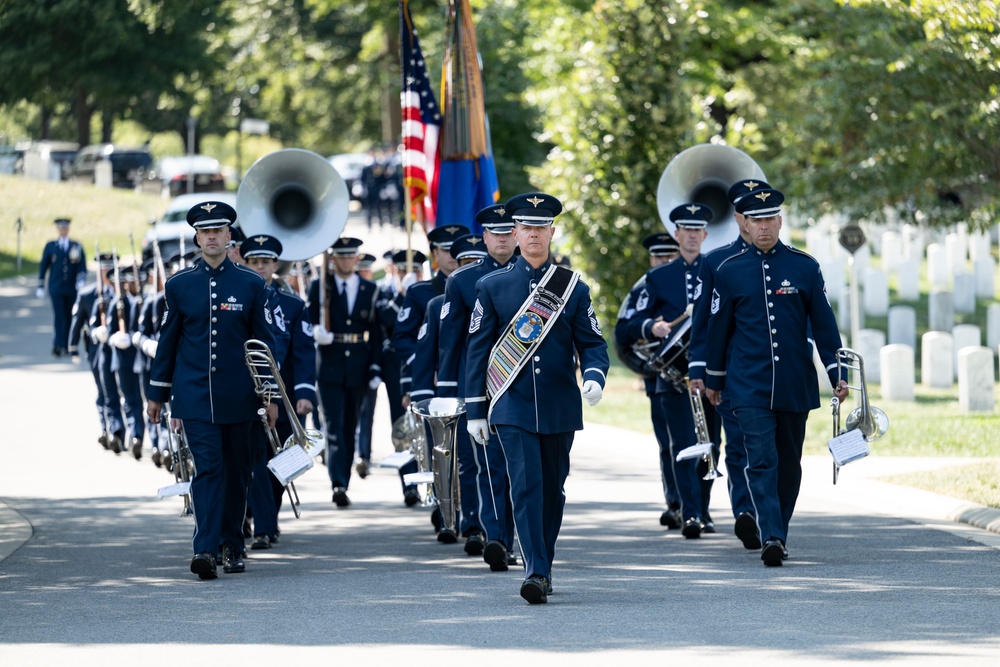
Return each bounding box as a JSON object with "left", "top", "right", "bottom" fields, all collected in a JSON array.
[{"left": 400, "top": 0, "right": 440, "bottom": 227}]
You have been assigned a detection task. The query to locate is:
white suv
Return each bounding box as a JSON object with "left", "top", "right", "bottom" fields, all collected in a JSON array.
[{"left": 143, "top": 192, "right": 238, "bottom": 261}]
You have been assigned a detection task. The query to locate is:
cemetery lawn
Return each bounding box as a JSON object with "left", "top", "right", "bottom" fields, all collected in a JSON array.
[{"left": 589, "top": 366, "right": 1000, "bottom": 509}]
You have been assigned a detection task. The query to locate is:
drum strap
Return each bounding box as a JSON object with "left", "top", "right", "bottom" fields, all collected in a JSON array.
[{"left": 486, "top": 264, "right": 578, "bottom": 421}]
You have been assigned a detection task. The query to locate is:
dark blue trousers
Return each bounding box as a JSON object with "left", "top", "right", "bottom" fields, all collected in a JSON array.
[
  {"left": 717, "top": 394, "right": 753, "bottom": 518},
  {"left": 733, "top": 408, "right": 808, "bottom": 545},
  {"left": 113, "top": 352, "right": 145, "bottom": 443},
  {"left": 49, "top": 290, "right": 75, "bottom": 350},
  {"left": 697, "top": 396, "right": 721, "bottom": 517},
  {"left": 318, "top": 382, "right": 363, "bottom": 489},
  {"left": 183, "top": 419, "right": 256, "bottom": 555},
  {"left": 96, "top": 348, "right": 125, "bottom": 440},
  {"left": 658, "top": 389, "right": 703, "bottom": 522},
  {"left": 648, "top": 390, "right": 679, "bottom": 508},
  {"left": 474, "top": 431, "right": 515, "bottom": 549},
  {"left": 494, "top": 425, "right": 572, "bottom": 582}
]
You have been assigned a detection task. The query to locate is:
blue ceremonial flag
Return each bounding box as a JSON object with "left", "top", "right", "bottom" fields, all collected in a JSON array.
[{"left": 437, "top": 0, "right": 499, "bottom": 235}]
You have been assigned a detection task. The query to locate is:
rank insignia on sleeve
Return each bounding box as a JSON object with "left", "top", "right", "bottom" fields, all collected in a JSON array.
[
  {"left": 710, "top": 289, "right": 720, "bottom": 315},
  {"left": 469, "top": 299, "right": 483, "bottom": 333}
]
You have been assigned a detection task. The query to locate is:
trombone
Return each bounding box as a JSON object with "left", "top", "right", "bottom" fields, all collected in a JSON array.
[
  {"left": 675, "top": 379, "right": 723, "bottom": 480},
  {"left": 830, "top": 347, "right": 889, "bottom": 484},
  {"left": 243, "top": 339, "right": 326, "bottom": 518},
  {"left": 163, "top": 402, "right": 194, "bottom": 516}
]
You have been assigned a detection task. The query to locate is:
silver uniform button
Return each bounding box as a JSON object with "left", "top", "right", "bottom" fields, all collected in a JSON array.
[
  {"left": 212, "top": 330, "right": 217, "bottom": 335},
  {"left": 212, "top": 293, "right": 217, "bottom": 298},
  {"left": 345, "top": 350, "right": 350, "bottom": 357},
  {"left": 763, "top": 264, "right": 769, "bottom": 269},
  {"left": 773, "top": 342, "right": 778, "bottom": 348},
  {"left": 211, "top": 354, "right": 216, "bottom": 360},
  {"left": 211, "top": 342, "right": 216, "bottom": 348},
  {"left": 212, "top": 305, "right": 217, "bottom": 310},
  {"left": 769, "top": 315, "right": 775, "bottom": 320},
  {"left": 346, "top": 319, "right": 351, "bottom": 325},
  {"left": 535, "top": 368, "right": 541, "bottom": 374},
  {"left": 212, "top": 317, "right": 217, "bottom": 323},
  {"left": 768, "top": 302, "right": 774, "bottom": 308},
  {"left": 533, "top": 356, "right": 540, "bottom": 362},
  {"left": 211, "top": 367, "right": 216, "bottom": 372},
  {"left": 765, "top": 276, "right": 770, "bottom": 281},
  {"left": 211, "top": 281, "right": 216, "bottom": 286},
  {"left": 771, "top": 329, "right": 777, "bottom": 334},
  {"left": 767, "top": 290, "right": 772, "bottom": 294},
  {"left": 774, "top": 356, "right": 779, "bottom": 361}
]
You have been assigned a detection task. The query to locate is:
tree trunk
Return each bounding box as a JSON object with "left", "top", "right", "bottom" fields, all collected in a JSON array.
[
  {"left": 100, "top": 108, "right": 114, "bottom": 144},
  {"left": 39, "top": 106, "right": 51, "bottom": 140},
  {"left": 74, "top": 87, "right": 92, "bottom": 146}
]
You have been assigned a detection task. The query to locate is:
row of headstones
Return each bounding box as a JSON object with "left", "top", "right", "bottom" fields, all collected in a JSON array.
[
  {"left": 844, "top": 304, "right": 1000, "bottom": 353},
  {"left": 849, "top": 332, "right": 997, "bottom": 413}
]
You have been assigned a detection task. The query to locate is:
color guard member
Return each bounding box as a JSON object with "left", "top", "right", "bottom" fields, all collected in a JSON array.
[
  {"left": 309, "top": 237, "right": 382, "bottom": 508},
  {"left": 705, "top": 188, "right": 848, "bottom": 566},
  {"left": 465, "top": 193, "right": 609, "bottom": 604},
  {"left": 146, "top": 201, "right": 277, "bottom": 580}
]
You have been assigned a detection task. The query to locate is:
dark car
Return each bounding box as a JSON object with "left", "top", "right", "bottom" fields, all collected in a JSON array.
[
  {"left": 134, "top": 154, "right": 227, "bottom": 199},
  {"left": 69, "top": 144, "right": 153, "bottom": 188}
]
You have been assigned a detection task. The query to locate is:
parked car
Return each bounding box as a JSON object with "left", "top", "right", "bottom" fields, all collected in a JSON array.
[
  {"left": 23, "top": 140, "right": 79, "bottom": 180},
  {"left": 328, "top": 153, "right": 369, "bottom": 201},
  {"left": 143, "top": 192, "right": 238, "bottom": 261},
  {"left": 134, "top": 154, "right": 227, "bottom": 199},
  {"left": 69, "top": 144, "right": 152, "bottom": 188}
]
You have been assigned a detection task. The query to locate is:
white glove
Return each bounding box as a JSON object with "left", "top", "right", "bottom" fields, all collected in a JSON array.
[
  {"left": 467, "top": 419, "right": 489, "bottom": 446},
  {"left": 581, "top": 380, "right": 603, "bottom": 407},
  {"left": 400, "top": 272, "right": 419, "bottom": 293},
  {"left": 368, "top": 376, "right": 382, "bottom": 391},
  {"left": 313, "top": 324, "right": 334, "bottom": 345},
  {"left": 141, "top": 339, "right": 158, "bottom": 358},
  {"left": 131, "top": 331, "right": 143, "bottom": 348},
  {"left": 91, "top": 325, "right": 109, "bottom": 344},
  {"left": 36, "top": 287, "right": 45, "bottom": 299},
  {"left": 109, "top": 331, "right": 132, "bottom": 350}
]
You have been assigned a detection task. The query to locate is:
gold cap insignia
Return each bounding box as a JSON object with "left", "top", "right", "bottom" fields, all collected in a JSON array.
[
  {"left": 685, "top": 204, "right": 701, "bottom": 214},
  {"left": 526, "top": 196, "right": 544, "bottom": 207},
  {"left": 254, "top": 236, "right": 268, "bottom": 245},
  {"left": 496, "top": 207, "right": 505, "bottom": 217},
  {"left": 468, "top": 237, "right": 482, "bottom": 245},
  {"left": 756, "top": 191, "right": 771, "bottom": 202},
  {"left": 744, "top": 180, "right": 760, "bottom": 191},
  {"left": 200, "top": 203, "right": 217, "bottom": 213},
  {"left": 445, "top": 226, "right": 460, "bottom": 234}
]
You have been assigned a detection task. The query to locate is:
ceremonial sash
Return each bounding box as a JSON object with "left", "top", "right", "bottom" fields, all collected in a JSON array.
[{"left": 486, "top": 265, "right": 579, "bottom": 420}]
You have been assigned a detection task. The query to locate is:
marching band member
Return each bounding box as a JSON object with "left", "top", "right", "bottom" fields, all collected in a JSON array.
[
  {"left": 241, "top": 234, "right": 316, "bottom": 549},
  {"left": 37, "top": 217, "right": 87, "bottom": 357},
  {"left": 438, "top": 209, "right": 520, "bottom": 569},
  {"left": 688, "top": 179, "right": 769, "bottom": 549},
  {"left": 105, "top": 263, "right": 147, "bottom": 460},
  {"left": 136, "top": 255, "right": 170, "bottom": 468},
  {"left": 705, "top": 188, "right": 848, "bottom": 566},
  {"left": 146, "top": 201, "right": 277, "bottom": 580},
  {"left": 465, "top": 193, "right": 609, "bottom": 604},
  {"left": 614, "top": 232, "right": 683, "bottom": 529},
  {"left": 628, "top": 204, "right": 715, "bottom": 538},
  {"left": 69, "top": 252, "right": 123, "bottom": 452},
  {"left": 354, "top": 252, "right": 380, "bottom": 478},
  {"left": 308, "top": 237, "right": 382, "bottom": 508}
]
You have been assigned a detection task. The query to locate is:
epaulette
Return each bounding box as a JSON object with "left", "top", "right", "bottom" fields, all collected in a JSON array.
[
  {"left": 233, "top": 262, "right": 266, "bottom": 285},
  {"left": 478, "top": 262, "right": 515, "bottom": 284},
  {"left": 715, "top": 245, "right": 750, "bottom": 272},
  {"left": 164, "top": 265, "right": 198, "bottom": 284},
  {"left": 450, "top": 258, "right": 484, "bottom": 278},
  {"left": 785, "top": 244, "right": 820, "bottom": 265}
]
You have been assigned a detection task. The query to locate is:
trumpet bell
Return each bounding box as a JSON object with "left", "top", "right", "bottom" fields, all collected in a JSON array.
[
  {"left": 656, "top": 144, "right": 766, "bottom": 253},
  {"left": 237, "top": 148, "right": 350, "bottom": 261},
  {"left": 283, "top": 428, "right": 325, "bottom": 458},
  {"left": 845, "top": 405, "right": 889, "bottom": 442}
]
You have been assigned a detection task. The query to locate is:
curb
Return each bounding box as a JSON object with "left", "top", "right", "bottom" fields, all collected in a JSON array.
[
  {"left": 950, "top": 503, "right": 1000, "bottom": 535},
  {"left": 0, "top": 501, "right": 33, "bottom": 562}
]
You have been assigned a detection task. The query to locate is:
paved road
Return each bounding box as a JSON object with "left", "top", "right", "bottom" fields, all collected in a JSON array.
[{"left": 2, "top": 218, "right": 999, "bottom": 665}]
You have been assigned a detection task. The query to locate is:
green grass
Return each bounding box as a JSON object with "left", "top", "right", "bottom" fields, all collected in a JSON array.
[
  {"left": 0, "top": 174, "right": 169, "bottom": 278},
  {"left": 885, "top": 462, "right": 1000, "bottom": 509}
]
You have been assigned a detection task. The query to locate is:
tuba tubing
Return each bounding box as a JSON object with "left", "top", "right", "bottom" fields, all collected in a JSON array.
[{"left": 410, "top": 398, "right": 466, "bottom": 539}]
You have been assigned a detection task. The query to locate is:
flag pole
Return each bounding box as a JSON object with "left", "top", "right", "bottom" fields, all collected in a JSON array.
[{"left": 404, "top": 184, "right": 414, "bottom": 276}]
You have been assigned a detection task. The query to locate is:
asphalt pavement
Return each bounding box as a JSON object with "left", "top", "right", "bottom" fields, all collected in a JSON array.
[{"left": 2, "top": 213, "right": 999, "bottom": 666}]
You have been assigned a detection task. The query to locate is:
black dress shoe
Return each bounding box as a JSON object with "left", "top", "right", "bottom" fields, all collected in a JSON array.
[
  {"left": 52, "top": 347, "right": 63, "bottom": 357},
  {"left": 507, "top": 551, "right": 518, "bottom": 566},
  {"left": 761, "top": 539, "right": 785, "bottom": 567},
  {"left": 251, "top": 535, "right": 271, "bottom": 550},
  {"left": 269, "top": 532, "right": 280, "bottom": 545},
  {"left": 430, "top": 508, "right": 443, "bottom": 533},
  {"left": 355, "top": 459, "right": 370, "bottom": 479},
  {"left": 403, "top": 489, "right": 420, "bottom": 507},
  {"left": 190, "top": 552, "right": 218, "bottom": 580},
  {"left": 151, "top": 450, "right": 162, "bottom": 467},
  {"left": 98, "top": 434, "right": 109, "bottom": 450},
  {"left": 130, "top": 437, "right": 143, "bottom": 460},
  {"left": 734, "top": 512, "right": 762, "bottom": 550},
  {"left": 483, "top": 540, "right": 508, "bottom": 572},
  {"left": 109, "top": 435, "right": 122, "bottom": 454},
  {"left": 681, "top": 517, "right": 703, "bottom": 539},
  {"left": 520, "top": 576, "right": 548, "bottom": 604},
  {"left": 464, "top": 532, "right": 485, "bottom": 556},
  {"left": 437, "top": 528, "right": 458, "bottom": 544},
  {"left": 242, "top": 516, "right": 252, "bottom": 538},
  {"left": 659, "top": 508, "right": 682, "bottom": 529},
  {"left": 222, "top": 544, "right": 245, "bottom": 573},
  {"left": 702, "top": 513, "right": 716, "bottom": 533},
  {"left": 332, "top": 487, "right": 350, "bottom": 507}
]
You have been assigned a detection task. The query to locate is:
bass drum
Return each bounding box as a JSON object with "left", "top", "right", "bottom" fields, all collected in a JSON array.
[{"left": 652, "top": 318, "right": 691, "bottom": 391}]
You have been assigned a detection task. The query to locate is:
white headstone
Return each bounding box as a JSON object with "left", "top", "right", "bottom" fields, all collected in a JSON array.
[
  {"left": 974, "top": 257, "right": 995, "bottom": 299},
  {"left": 902, "top": 223, "right": 926, "bottom": 260},
  {"left": 921, "top": 331, "right": 953, "bottom": 388},
  {"left": 969, "top": 229, "right": 992, "bottom": 261},
  {"left": 888, "top": 305, "right": 917, "bottom": 349},
  {"left": 987, "top": 304, "right": 1000, "bottom": 353},
  {"left": 863, "top": 268, "right": 889, "bottom": 317},
  {"left": 880, "top": 344, "right": 915, "bottom": 401},
  {"left": 958, "top": 346, "right": 995, "bottom": 413},
  {"left": 880, "top": 231, "right": 902, "bottom": 273},
  {"left": 838, "top": 290, "right": 863, "bottom": 333},
  {"left": 857, "top": 329, "right": 886, "bottom": 384},
  {"left": 928, "top": 289, "right": 954, "bottom": 332},
  {"left": 946, "top": 231, "right": 968, "bottom": 275},
  {"left": 852, "top": 245, "right": 870, "bottom": 277},
  {"left": 926, "top": 243, "right": 949, "bottom": 288},
  {"left": 952, "top": 324, "right": 982, "bottom": 378},
  {"left": 953, "top": 272, "right": 977, "bottom": 314},
  {"left": 895, "top": 258, "right": 921, "bottom": 301},
  {"left": 820, "top": 259, "right": 846, "bottom": 302},
  {"left": 806, "top": 227, "right": 829, "bottom": 263}
]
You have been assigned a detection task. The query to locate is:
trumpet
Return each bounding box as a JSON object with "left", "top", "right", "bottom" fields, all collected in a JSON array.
[
  {"left": 675, "top": 380, "right": 723, "bottom": 480},
  {"left": 243, "top": 339, "right": 325, "bottom": 518},
  {"left": 830, "top": 347, "right": 889, "bottom": 483},
  {"left": 164, "top": 402, "right": 194, "bottom": 516}
]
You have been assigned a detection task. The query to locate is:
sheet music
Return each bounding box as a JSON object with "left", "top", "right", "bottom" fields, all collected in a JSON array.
[
  {"left": 675, "top": 442, "right": 712, "bottom": 461},
  {"left": 380, "top": 451, "right": 417, "bottom": 469},
  {"left": 828, "top": 429, "right": 870, "bottom": 467},
  {"left": 157, "top": 482, "right": 191, "bottom": 499},
  {"left": 403, "top": 471, "right": 435, "bottom": 485},
  {"left": 267, "top": 445, "right": 314, "bottom": 485}
]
